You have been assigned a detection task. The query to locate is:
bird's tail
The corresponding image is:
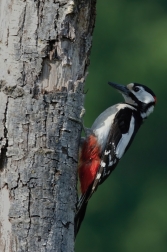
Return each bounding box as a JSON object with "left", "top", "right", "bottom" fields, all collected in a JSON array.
[
  {"left": 74, "top": 189, "right": 92, "bottom": 239},
  {"left": 75, "top": 193, "right": 88, "bottom": 238}
]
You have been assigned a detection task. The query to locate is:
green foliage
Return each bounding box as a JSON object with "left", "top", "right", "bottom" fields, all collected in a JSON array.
[{"left": 75, "top": 0, "right": 167, "bottom": 251}]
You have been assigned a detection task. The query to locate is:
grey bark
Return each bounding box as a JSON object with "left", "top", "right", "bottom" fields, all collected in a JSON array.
[{"left": 0, "top": 0, "right": 96, "bottom": 251}]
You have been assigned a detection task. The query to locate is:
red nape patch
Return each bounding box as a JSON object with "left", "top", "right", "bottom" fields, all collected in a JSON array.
[{"left": 79, "top": 135, "right": 101, "bottom": 194}]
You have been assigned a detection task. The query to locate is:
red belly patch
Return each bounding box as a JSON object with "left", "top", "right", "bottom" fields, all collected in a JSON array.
[{"left": 79, "top": 135, "right": 101, "bottom": 194}]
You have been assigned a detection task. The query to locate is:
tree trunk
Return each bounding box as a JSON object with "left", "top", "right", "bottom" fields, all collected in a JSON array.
[{"left": 0, "top": 0, "right": 96, "bottom": 251}]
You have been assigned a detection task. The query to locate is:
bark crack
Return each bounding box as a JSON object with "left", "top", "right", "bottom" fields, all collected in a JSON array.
[
  {"left": 19, "top": 2, "right": 27, "bottom": 50},
  {"left": 26, "top": 187, "right": 31, "bottom": 240},
  {"left": 10, "top": 173, "right": 20, "bottom": 191},
  {"left": 0, "top": 97, "right": 8, "bottom": 171},
  {"left": 6, "top": 27, "right": 9, "bottom": 46}
]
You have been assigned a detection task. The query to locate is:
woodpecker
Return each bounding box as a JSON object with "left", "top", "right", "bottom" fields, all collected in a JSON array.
[{"left": 75, "top": 82, "right": 156, "bottom": 237}]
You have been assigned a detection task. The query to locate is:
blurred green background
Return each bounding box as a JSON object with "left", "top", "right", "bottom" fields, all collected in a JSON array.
[{"left": 75, "top": 0, "right": 167, "bottom": 251}]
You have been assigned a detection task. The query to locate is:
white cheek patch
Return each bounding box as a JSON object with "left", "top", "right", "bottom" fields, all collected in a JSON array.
[
  {"left": 133, "top": 87, "right": 154, "bottom": 104},
  {"left": 116, "top": 116, "right": 135, "bottom": 159}
]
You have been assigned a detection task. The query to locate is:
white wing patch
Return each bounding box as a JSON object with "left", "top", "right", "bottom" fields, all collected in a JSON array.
[
  {"left": 96, "top": 173, "right": 101, "bottom": 179},
  {"left": 108, "top": 161, "right": 113, "bottom": 167},
  {"left": 104, "top": 150, "right": 111, "bottom": 155},
  {"left": 101, "top": 161, "right": 106, "bottom": 167},
  {"left": 115, "top": 116, "right": 135, "bottom": 159},
  {"left": 108, "top": 154, "right": 113, "bottom": 166}
]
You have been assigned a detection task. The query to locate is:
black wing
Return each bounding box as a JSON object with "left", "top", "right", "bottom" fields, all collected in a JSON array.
[{"left": 91, "top": 107, "right": 142, "bottom": 195}]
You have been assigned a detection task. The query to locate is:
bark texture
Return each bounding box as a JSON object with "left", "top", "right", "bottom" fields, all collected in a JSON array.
[{"left": 0, "top": 0, "right": 96, "bottom": 251}]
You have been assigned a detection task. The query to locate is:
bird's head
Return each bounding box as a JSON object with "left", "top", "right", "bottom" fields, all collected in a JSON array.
[{"left": 108, "top": 82, "right": 156, "bottom": 118}]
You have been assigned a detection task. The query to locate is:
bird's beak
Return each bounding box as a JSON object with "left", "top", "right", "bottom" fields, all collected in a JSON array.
[{"left": 108, "top": 82, "right": 130, "bottom": 96}]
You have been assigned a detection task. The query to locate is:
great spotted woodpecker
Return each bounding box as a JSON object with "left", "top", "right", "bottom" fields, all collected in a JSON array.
[{"left": 75, "top": 82, "right": 156, "bottom": 237}]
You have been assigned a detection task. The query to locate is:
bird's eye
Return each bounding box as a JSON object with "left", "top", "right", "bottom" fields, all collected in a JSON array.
[{"left": 133, "top": 86, "right": 140, "bottom": 92}]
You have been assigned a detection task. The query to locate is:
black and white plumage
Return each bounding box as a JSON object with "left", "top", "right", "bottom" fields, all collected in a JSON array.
[{"left": 75, "top": 82, "right": 156, "bottom": 237}]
